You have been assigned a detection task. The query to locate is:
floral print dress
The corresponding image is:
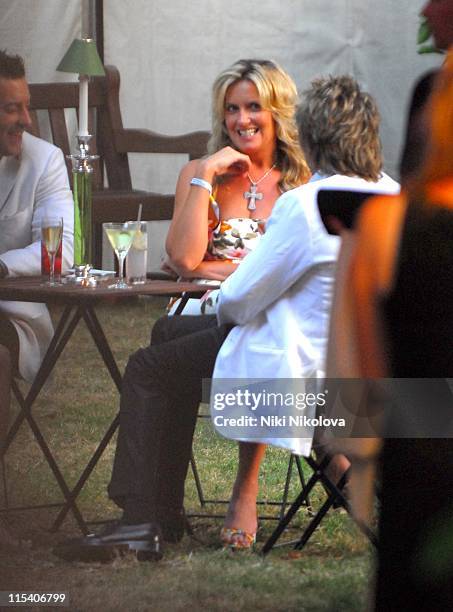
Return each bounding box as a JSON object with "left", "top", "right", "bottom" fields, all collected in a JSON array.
[
  {"left": 169, "top": 197, "right": 265, "bottom": 315},
  {"left": 206, "top": 216, "right": 264, "bottom": 261}
]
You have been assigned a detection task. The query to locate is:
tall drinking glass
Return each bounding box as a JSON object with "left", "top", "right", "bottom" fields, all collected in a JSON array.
[
  {"left": 41, "top": 216, "right": 63, "bottom": 286},
  {"left": 104, "top": 222, "right": 138, "bottom": 289},
  {"left": 126, "top": 221, "right": 148, "bottom": 284}
]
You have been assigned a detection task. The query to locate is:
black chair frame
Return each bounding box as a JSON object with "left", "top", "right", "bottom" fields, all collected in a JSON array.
[{"left": 261, "top": 454, "right": 378, "bottom": 554}]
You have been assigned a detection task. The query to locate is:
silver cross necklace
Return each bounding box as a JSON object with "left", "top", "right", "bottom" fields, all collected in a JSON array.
[{"left": 243, "top": 164, "right": 276, "bottom": 211}]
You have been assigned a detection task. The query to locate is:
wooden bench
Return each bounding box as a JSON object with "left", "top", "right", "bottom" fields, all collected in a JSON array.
[{"left": 28, "top": 65, "right": 210, "bottom": 268}]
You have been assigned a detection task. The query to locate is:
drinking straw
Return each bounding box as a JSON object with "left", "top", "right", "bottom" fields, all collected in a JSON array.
[{"left": 137, "top": 203, "right": 143, "bottom": 224}]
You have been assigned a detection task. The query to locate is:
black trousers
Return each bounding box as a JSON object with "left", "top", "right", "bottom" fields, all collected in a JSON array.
[{"left": 108, "top": 314, "right": 232, "bottom": 521}]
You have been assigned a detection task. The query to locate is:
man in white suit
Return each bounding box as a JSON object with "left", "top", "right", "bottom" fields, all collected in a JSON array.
[
  {"left": 56, "top": 75, "right": 398, "bottom": 563},
  {"left": 0, "top": 50, "right": 73, "bottom": 450}
]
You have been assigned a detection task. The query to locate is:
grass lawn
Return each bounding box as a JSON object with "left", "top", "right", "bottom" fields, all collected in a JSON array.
[{"left": 0, "top": 298, "right": 374, "bottom": 611}]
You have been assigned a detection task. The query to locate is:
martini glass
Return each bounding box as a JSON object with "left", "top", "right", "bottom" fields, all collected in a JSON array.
[{"left": 104, "top": 222, "right": 138, "bottom": 288}]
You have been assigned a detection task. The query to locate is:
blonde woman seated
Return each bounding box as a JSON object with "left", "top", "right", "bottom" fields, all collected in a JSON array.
[{"left": 164, "top": 59, "right": 310, "bottom": 313}]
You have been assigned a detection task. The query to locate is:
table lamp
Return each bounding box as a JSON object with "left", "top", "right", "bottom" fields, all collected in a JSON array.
[{"left": 57, "top": 39, "right": 105, "bottom": 271}]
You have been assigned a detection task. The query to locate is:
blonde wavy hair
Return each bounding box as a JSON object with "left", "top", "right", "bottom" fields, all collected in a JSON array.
[
  {"left": 208, "top": 59, "right": 310, "bottom": 191},
  {"left": 297, "top": 75, "right": 382, "bottom": 181}
]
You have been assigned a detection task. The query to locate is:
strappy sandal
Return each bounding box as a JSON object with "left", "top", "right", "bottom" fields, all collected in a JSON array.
[{"left": 220, "top": 527, "right": 256, "bottom": 550}]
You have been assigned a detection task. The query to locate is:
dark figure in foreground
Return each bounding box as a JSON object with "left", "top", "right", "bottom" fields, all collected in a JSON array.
[{"left": 348, "top": 50, "right": 453, "bottom": 611}]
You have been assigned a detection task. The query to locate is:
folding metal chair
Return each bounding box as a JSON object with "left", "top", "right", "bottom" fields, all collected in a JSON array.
[{"left": 261, "top": 453, "right": 377, "bottom": 554}]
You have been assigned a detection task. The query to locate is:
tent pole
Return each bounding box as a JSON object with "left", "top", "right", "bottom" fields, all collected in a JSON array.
[
  {"left": 95, "top": 0, "right": 104, "bottom": 62},
  {"left": 81, "top": 0, "right": 103, "bottom": 63}
]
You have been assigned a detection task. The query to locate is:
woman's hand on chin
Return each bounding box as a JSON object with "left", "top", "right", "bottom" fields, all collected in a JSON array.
[{"left": 197, "top": 147, "right": 251, "bottom": 181}]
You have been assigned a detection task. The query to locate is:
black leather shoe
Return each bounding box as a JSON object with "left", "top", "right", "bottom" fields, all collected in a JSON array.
[{"left": 53, "top": 522, "right": 163, "bottom": 563}]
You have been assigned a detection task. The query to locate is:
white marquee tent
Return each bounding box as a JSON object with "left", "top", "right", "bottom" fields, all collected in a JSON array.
[{"left": 0, "top": 0, "right": 443, "bottom": 264}]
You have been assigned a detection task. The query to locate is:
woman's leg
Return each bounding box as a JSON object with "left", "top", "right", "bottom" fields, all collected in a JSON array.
[
  {"left": 223, "top": 441, "right": 267, "bottom": 536},
  {"left": 223, "top": 440, "right": 351, "bottom": 540}
]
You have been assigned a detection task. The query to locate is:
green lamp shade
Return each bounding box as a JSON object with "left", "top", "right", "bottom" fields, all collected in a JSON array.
[{"left": 57, "top": 38, "right": 105, "bottom": 76}]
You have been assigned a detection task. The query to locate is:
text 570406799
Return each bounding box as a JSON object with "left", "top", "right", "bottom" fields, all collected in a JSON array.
[{"left": 0, "top": 592, "right": 68, "bottom": 607}]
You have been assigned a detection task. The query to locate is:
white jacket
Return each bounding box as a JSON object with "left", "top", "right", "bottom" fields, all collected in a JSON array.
[
  {"left": 0, "top": 132, "right": 74, "bottom": 381},
  {"left": 210, "top": 173, "right": 399, "bottom": 455}
]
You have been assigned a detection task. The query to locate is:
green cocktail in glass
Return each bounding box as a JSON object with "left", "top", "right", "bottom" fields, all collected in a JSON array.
[{"left": 104, "top": 222, "right": 138, "bottom": 289}]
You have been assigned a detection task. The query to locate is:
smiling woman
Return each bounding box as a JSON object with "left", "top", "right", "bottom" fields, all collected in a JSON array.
[
  {"left": 223, "top": 79, "right": 276, "bottom": 174},
  {"left": 164, "top": 59, "right": 310, "bottom": 291}
]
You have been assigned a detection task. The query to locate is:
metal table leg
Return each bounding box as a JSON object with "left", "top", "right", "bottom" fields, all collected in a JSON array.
[
  {"left": 51, "top": 304, "right": 123, "bottom": 531},
  {"left": 1, "top": 305, "right": 89, "bottom": 533}
]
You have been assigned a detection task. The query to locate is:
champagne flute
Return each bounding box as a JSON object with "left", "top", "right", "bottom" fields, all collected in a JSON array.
[
  {"left": 41, "top": 216, "right": 63, "bottom": 286},
  {"left": 104, "top": 222, "right": 138, "bottom": 289}
]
